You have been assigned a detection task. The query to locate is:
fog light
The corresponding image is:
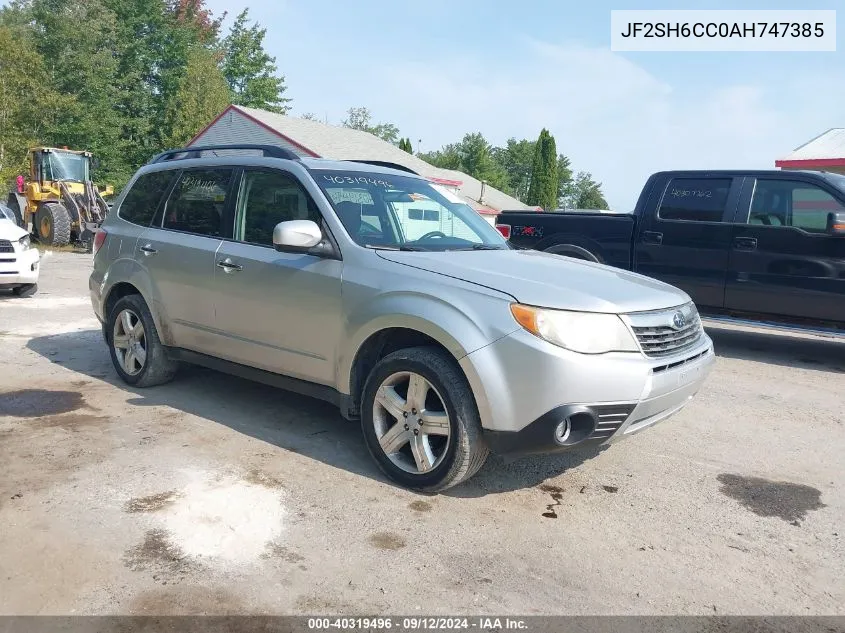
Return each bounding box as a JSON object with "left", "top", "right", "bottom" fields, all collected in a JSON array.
[{"left": 554, "top": 418, "right": 571, "bottom": 444}]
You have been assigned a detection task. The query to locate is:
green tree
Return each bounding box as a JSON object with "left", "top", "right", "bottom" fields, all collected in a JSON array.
[
  {"left": 342, "top": 106, "right": 400, "bottom": 144},
  {"left": 564, "top": 171, "right": 609, "bottom": 209},
  {"left": 527, "top": 129, "right": 558, "bottom": 210},
  {"left": 455, "top": 132, "right": 508, "bottom": 191},
  {"left": 29, "top": 0, "right": 130, "bottom": 185},
  {"left": 418, "top": 144, "right": 461, "bottom": 170},
  {"left": 557, "top": 153, "right": 573, "bottom": 206},
  {"left": 222, "top": 9, "right": 291, "bottom": 113},
  {"left": 398, "top": 137, "right": 413, "bottom": 153},
  {"left": 105, "top": 0, "right": 222, "bottom": 169},
  {"left": 300, "top": 112, "right": 319, "bottom": 121},
  {"left": 0, "top": 25, "right": 67, "bottom": 184},
  {"left": 165, "top": 47, "right": 231, "bottom": 147},
  {"left": 492, "top": 138, "right": 535, "bottom": 201}
]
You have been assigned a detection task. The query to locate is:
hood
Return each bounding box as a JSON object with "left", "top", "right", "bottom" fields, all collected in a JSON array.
[
  {"left": 375, "top": 248, "right": 690, "bottom": 313},
  {"left": 0, "top": 218, "right": 27, "bottom": 241}
]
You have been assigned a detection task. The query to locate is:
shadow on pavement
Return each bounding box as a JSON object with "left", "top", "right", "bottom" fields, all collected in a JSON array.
[
  {"left": 706, "top": 325, "right": 845, "bottom": 374},
  {"left": 26, "top": 329, "right": 603, "bottom": 497}
]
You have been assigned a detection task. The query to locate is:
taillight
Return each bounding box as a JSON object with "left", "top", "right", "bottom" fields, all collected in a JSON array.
[
  {"left": 92, "top": 229, "right": 107, "bottom": 256},
  {"left": 496, "top": 224, "right": 511, "bottom": 239}
]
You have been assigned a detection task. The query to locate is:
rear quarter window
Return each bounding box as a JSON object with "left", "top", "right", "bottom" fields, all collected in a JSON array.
[
  {"left": 118, "top": 170, "right": 177, "bottom": 227},
  {"left": 658, "top": 178, "right": 732, "bottom": 222}
]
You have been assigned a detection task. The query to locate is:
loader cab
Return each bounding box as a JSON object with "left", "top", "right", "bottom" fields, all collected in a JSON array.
[{"left": 29, "top": 147, "right": 92, "bottom": 186}]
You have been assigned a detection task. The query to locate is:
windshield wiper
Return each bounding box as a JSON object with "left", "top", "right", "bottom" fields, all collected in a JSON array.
[
  {"left": 454, "top": 244, "right": 506, "bottom": 251},
  {"left": 365, "top": 244, "right": 428, "bottom": 251}
]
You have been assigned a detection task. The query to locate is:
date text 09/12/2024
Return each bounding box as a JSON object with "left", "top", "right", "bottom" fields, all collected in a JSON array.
[{"left": 307, "top": 617, "right": 528, "bottom": 631}]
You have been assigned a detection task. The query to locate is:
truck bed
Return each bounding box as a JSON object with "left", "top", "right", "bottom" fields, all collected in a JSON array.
[{"left": 496, "top": 211, "right": 636, "bottom": 269}]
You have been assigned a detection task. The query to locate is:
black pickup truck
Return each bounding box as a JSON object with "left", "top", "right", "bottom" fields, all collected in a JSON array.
[{"left": 497, "top": 170, "right": 845, "bottom": 331}]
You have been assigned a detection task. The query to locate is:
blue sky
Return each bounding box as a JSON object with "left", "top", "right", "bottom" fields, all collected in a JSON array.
[{"left": 205, "top": 0, "right": 844, "bottom": 209}]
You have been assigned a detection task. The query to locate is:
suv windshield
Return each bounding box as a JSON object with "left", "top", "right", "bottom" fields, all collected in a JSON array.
[
  {"left": 43, "top": 151, "right": 90, "bottom": 182},
  {"left": 313, "top": 169, "right": 508, "bottom": 251}
]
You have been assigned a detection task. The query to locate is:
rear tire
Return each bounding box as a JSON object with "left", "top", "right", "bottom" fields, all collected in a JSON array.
[
  {"left": 361, "top": 346, "right": 489, "bottom": 492},
  {"left": 35, "top": 203, "right": 71, "bottom": 247},
  {"left": 107, "top": 294, "right": 178, "bottom": 387},
  {"left": 12, "top": 283, "right": 37, "bottom": 298}
]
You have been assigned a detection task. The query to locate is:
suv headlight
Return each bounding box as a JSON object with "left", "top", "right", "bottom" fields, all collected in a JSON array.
[
  {"left": 510, "top": 304, "right": 639, "bottom": 354},
  {"left": 18, "top": 235, "right": 30, "bottom": 250}
]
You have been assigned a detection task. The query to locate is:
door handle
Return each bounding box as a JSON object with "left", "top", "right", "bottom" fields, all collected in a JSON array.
[
  {"left": 642, "top": 231, "right": 663, "bottom": 245},
  {"left": 216, "top": 258, "right": 243, "bottom": 272},
  {"left": 139, "top": 244, "right": 157, "bottom": 256},
  {"left": 734, "top": 237, "right": 758, "bottom": 251}
]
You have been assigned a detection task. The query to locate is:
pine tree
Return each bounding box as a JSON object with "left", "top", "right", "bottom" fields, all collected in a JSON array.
[
  {"left": 222, "top": 9, "right": 291, "bottom": 113},
  {"left": 527, "top": 129, "right": 559, "bottom": 210}
]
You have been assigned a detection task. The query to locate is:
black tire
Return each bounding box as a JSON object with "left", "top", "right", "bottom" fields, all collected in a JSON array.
[
  {"left": 107, "top": 294, "right": 178, "bottom": 387},
  {"left": 361, "top": 346, "right": 489, "bottom": 492},
  {"left": 35, "top": 203, "right": 71, "bottom": 247},
  {"left": 12, "top": 283, "right": 37, "bottom": 298}
]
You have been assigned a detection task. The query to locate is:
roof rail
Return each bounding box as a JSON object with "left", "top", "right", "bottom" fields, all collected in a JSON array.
[
  {"left": 149, "top": 144, "right": 300, "bottom": 164},
  {"left": 348, "top": 160, "right": 419, "bottom": 175}
]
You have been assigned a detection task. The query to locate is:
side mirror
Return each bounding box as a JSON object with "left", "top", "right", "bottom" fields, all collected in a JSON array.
[
  {"left": 827, "top": 211, "right": 845, "bottom": 236},
  {"left": 273, "top": 220, "right": 323, "bottom": 252}
]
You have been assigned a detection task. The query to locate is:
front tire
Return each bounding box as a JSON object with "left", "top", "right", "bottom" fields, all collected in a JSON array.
[
  {"left": 361, "top": 346, "right": 489, "bottom": 492},
  {"left": 12, "top": 283, "right": 37, "bottom": 298},
  {"left": 35, "top": 203, "right": 72, "bottom": 247},
  {"left": 107, "top": 294, "right": 178, "bottom": 387}
]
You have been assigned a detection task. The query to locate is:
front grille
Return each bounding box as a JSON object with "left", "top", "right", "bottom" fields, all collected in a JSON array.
[
  {"left": 588, "top": 403, "right": 636, "bottom": 441},
  {"left": 0, "top": 240, "right": 13, "bottom": 253},
  {"left": 627, "top": 304, "right": 703, "bottom": 358},
  {"left": 0, "top": 258, "right": 16, "bottom": 263}
]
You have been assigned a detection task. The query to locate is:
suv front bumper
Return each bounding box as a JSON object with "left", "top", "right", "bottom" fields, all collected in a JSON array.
[{"left": 460, "top": 328, "right": 714, "bottom": 456}]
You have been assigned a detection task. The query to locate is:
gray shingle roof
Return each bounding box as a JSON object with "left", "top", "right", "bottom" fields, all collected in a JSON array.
[{"left": 235, "top": 106, "right": 532, "bottom": 213}]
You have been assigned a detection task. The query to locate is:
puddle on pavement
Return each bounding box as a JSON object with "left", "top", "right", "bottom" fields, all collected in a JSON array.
[
  {"left": 0, "top": 389, "right": 85, "bottom": 417},
  {"left": 717, "top": 473, "right": 826, "bottom": 525},
  {"left": 369, "top": 532, "right": 406, "bottom": 550}
]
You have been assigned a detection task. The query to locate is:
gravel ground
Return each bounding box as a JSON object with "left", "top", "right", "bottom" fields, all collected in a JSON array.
[{"left": 0, "top": 252, "right": 842, "bottom": 616}]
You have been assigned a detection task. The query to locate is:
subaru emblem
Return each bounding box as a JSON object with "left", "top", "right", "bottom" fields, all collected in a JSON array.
[{"left": 672, "top": 312, "right": 686, "bottom": 330}]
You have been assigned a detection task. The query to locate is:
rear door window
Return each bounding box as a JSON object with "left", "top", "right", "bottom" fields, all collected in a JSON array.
[
  {"left": 748, "top": 179, "right": 845, "bottom": 232},
  {"left": 118, "top": 170, "right": 177, "bottom": 227},
  {"left": 658, "top": 178, "right": 732, "bottom": 222},
  {"left": 162, "top": 169, "right": 233, "bottom": 237}
]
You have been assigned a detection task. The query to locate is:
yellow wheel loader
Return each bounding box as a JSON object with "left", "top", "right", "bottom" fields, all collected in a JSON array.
[{"left": 6, "top": 147, "right": 113, "bottom": 248}]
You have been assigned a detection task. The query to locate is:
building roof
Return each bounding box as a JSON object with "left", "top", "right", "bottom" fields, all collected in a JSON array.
[
  {"left": 191, "top": 105, "right": 531, "bottom": 214},
  {"left": 776, "top": 128, "right": 845, "bottom": 169}
]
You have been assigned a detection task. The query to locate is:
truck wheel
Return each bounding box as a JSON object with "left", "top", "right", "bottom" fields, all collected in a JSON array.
[
  {"left": 361, "top": 346, "right": 489, "bottom": 492},
  {"left": 35, "top": 203, "right": 71, "bottom": 247},
  {"left": 12, "top": 283, "right": 37, "bottom": 298},
  {"left": 107, "top": 294, "right": 178, "bottom": 387}
]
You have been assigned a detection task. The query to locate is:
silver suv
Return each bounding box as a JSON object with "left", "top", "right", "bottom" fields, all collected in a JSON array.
[{"left": 90, "top": 145, "right": 714, "bottom": 491}]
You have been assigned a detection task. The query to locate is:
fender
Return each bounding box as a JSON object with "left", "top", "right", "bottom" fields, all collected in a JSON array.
[
  {"left": 100, "top": 255, "right": 175, "bottom": 346},
  {"left": 338, "top": 289, "right": 517, "bottom": 395}
]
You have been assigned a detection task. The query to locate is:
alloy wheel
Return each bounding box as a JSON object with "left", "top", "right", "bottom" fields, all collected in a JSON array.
[
  {"left": 372, "top": 371, "right": 451, "bottom": 474},
  {"left": 112, "top": 309, "right": 147, "bottom": 376}
]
